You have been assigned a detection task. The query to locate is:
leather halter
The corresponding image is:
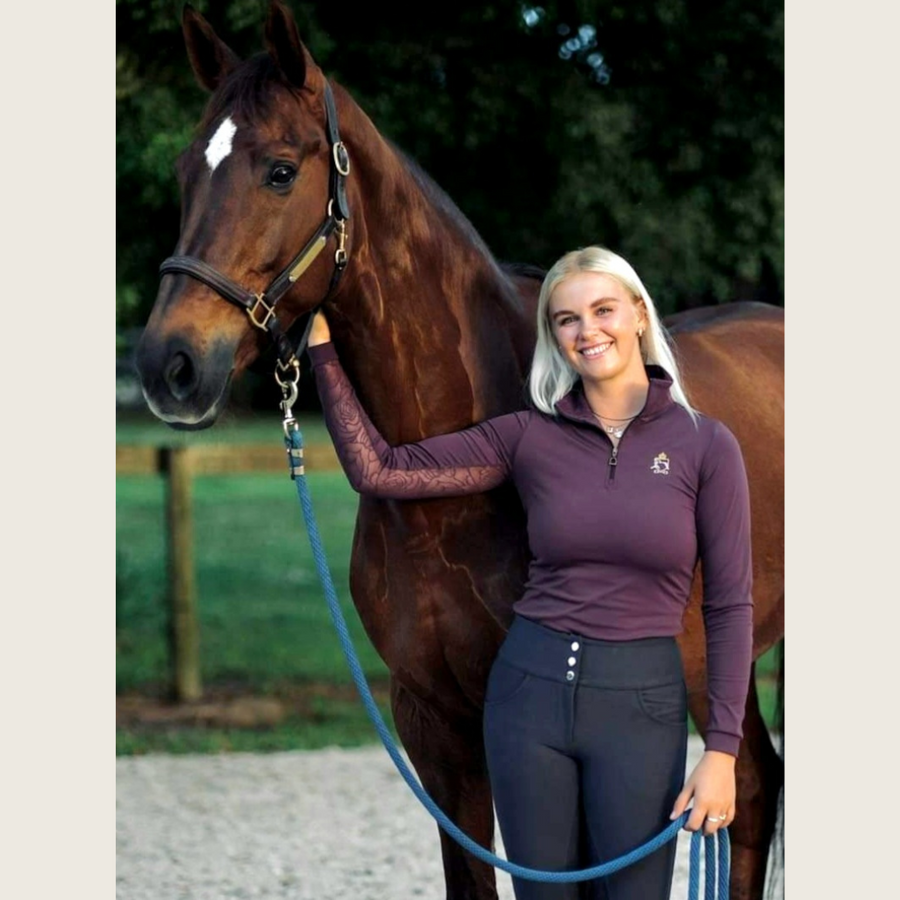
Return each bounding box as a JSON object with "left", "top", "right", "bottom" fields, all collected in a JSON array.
[{"left": 158, "top": 80, "right": 350, "bottom": 379}]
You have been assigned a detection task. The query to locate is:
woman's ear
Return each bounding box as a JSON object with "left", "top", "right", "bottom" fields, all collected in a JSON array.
[{"left": 635, "top": 299, "right": 648, "bottom": 334}]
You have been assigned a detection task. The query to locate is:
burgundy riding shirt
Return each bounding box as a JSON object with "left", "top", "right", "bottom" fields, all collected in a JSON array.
[{"left": 309, "top": 342, "right": 753, "bottom": 756}]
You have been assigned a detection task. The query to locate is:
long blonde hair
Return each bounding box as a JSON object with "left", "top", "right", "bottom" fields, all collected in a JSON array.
[{"left": 527, "top": 246, "right": 697, "bottom": 420}]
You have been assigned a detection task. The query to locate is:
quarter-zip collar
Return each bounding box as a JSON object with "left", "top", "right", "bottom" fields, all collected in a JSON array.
[{"left": 554, "top": 365, "right": 675, "bottom": 428}]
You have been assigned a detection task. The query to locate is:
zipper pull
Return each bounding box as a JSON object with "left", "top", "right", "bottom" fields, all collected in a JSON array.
[{"left": 609, "top": 446, "right": 618, "bottom": 468}]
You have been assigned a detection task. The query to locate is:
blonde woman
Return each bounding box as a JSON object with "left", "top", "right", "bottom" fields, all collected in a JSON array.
[{"left": 307, "top": 246, "right": 752, "bottom": 900}]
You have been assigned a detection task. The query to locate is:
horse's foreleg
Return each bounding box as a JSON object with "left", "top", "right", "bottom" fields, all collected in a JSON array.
[
  {"left": 390, "top": 678, "right": 498, "bottom": 900},
  {"left": 730, "top": 670, "right": 784, "bottom": 900},
  {"left": 688, "top": 663, "right": 784, "bottom": 900}
]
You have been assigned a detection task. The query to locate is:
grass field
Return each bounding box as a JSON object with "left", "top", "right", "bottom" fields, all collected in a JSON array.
[
  {"left": 117, "top": 469, "right": 382, "bottom": 689},
  {"left": 117, "top": 413, "right": 782, "bottom": 755}
]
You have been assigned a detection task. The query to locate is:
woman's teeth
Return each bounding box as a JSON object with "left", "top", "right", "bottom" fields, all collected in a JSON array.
[{"left": 582, "top": 342, "right": 612, "bottom": 358}]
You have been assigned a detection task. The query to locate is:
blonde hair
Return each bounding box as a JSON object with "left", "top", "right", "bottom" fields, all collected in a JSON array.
[{"left": 527, "top": 246, "right": 697, "bottom": 420}]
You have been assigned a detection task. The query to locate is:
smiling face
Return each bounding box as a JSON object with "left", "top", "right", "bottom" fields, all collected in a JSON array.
[{"left": 548, "top": 272, "right": 648, "bottom": 388}]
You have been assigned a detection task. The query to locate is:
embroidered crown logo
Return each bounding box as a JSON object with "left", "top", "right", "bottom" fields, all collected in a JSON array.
[{"left": 650, "top": 452, "right": 670, "bottom": 475}]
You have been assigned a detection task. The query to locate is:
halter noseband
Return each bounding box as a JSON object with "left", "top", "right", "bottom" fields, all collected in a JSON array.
[{"left": 158, "top": 80, "right": 350, "bottom": 383}]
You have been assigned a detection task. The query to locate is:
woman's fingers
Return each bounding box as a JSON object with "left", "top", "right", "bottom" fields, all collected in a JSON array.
[
  {"left": 308, "top": 311, "right": 332, "bottom": 347},
  {"left": 674, "top": 787, "right": 734, "bottom": 833},
  {"left": 681, "top": 807, "right": 728, "bottom": 834},
  {"left": 669, "top": 786, "right": 692, "bottom": 821},
  {"left": 685, "top": 805, "right": 709, "bottom": 833},
  {"left": 677, "top": 750, "right": 736, "bottom": 833},
  {"left": 701, "top": 810, "right": 730, "bottom": 835}
]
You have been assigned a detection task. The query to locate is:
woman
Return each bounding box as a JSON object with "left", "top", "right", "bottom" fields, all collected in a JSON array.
[{"left": 306, "top": 246, "right": 752, "bottom": 899}]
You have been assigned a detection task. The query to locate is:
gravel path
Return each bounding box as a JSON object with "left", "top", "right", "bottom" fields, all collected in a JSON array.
[{"left": 117, "top": 736, "right": 733, "bottom": 899}]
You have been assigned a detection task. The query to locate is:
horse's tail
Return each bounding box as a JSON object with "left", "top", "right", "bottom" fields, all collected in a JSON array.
[{"left": 766, "top": 639, "right": 785, "bottom": 900}]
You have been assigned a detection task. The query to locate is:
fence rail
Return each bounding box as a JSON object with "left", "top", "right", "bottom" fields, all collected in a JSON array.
[
  {"left": 117, "top": 442, "right": 341, "bottom": 701},
  {"left": 115, "top": 442, "right": 340, "bottom": 476}
]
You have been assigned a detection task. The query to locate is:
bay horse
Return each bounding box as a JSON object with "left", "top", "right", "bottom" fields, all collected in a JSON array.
[{"left": 134, "top": 4, "right": 784, "bottom": 898}]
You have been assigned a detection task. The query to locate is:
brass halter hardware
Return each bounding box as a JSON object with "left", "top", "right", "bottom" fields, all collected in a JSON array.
[
  {"left": 334, "top": 217, "right": 348, "bottom": 268},
  {"left": 247, "top": 293, "right": 276, "bottom": 331}
]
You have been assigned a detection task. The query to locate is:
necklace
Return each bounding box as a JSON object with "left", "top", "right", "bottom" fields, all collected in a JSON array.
[{"left": 591, "top": 410, "right": 638, "bottom": 439}]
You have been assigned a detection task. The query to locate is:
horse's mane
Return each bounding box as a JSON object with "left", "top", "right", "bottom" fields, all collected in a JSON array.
[
  {"left": 392, "top": 146, "right": 552, "bottom": 303},
  {"left": 391, "top": 145, "right": 497, "bottom": 259}
]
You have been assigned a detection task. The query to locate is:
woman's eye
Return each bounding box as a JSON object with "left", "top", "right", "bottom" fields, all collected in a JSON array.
[{"left": 267, "top": 164, "right": 297, "bottom": 187}]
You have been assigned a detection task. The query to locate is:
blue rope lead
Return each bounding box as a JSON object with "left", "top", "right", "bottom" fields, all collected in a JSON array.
[{"left": 285, "top": 428, "right": 729, "bottom": 893}]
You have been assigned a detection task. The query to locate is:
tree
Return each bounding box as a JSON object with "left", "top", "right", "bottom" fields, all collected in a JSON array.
[{"left": 116, "top": 0, "right": 783, "bottom": 329}]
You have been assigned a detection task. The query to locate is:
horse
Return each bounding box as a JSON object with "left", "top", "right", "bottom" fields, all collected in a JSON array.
[{"left": 134, "top": 4, "right": 784, "bottom": 898}]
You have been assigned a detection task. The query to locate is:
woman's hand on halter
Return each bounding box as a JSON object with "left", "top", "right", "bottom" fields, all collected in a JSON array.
[
  {"left": 308, "top": 311, "right": 332, "bottom": 347},
  {"left": 670, "top": 750, "right": 736, "bottom": 836}
]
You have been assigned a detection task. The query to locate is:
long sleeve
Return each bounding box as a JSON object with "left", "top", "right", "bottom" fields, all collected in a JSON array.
[
  {"left": 308, "top": 342, "right": 527, "bottom": 499},
  {"left": 695, "top": 420, "right": 755, "bottom": 757}
]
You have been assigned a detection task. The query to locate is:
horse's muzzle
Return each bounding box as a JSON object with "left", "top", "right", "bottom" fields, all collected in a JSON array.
[{"left": 135, "top": 331, "right": 234, "bottom": 428}]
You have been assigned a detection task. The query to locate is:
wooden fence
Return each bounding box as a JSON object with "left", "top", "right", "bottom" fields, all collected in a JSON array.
[{"left": 116, "top": 442, "right": 340, "bottom": 702}]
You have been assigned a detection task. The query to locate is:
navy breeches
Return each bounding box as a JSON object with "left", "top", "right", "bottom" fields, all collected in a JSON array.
[{"left": 483, "top": 615, "right": 688, "bottom": 900}]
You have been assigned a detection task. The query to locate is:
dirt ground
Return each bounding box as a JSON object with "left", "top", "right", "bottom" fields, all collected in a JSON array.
[
  {"left": 117, "top": 736, "right": 784, "bottom": 900},
  {"left": 116, "top": 683, "right": 391, "bottom": 730}
]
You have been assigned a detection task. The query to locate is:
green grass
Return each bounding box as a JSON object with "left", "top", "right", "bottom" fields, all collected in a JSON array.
[
  {"left": 753, "top": 655, "right": 781, "bottom": 723},
  {"left": 117, "top": 469, "right": 384, "bottom": 691},
  {"left": 117, "top": 459, "right": 402, "bottom": 754}
]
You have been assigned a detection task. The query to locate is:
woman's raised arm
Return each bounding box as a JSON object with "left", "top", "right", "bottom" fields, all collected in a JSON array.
[{"left": 308, "top": 316, "right": 526, "bottom": 500}]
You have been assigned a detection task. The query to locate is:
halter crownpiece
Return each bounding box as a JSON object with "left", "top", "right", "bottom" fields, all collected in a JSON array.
[{"left": 158, "top": 80, "right": 351, "bottom": 379}]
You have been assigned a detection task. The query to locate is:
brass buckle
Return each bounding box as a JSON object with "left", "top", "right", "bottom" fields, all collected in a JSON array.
[
  {"left": 333, "top": 141, "right": 350, "bottom": 176},
  {"left": 247, "top": 293, "right": 275, "bottom": 331},
  {"left": 335, "top": 220, "right": 348, "bottom": 267}
]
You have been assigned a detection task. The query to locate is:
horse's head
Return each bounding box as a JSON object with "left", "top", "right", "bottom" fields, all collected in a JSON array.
[{"left": 136, "top": 2, "right": 349, "bottom": 428}]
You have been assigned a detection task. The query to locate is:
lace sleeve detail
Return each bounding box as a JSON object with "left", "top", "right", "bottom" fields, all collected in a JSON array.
[{"left": 309, "top": 343, "right": 522, "bottom": 500}]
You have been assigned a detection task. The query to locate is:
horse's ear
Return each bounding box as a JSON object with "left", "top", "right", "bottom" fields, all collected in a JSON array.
[
  {"left": 182, "top": 3, "right": 241, "bottom": 93},
  {"left": 264, "top": 0, "right": 324, "bottom": 94}
]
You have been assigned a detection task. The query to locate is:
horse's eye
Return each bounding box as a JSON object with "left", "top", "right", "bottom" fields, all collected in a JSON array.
[{"left": 268, "top": 163, "right": 297, "bottom": 187}]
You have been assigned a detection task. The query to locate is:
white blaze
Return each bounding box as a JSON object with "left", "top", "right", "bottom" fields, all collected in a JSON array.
[{"left": 205, "top": 117, "right": 237, "bottom": 173}]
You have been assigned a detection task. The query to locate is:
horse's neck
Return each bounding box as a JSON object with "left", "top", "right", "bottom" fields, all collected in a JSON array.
[{"left": 329, "top": 88, "right": 533, "bottom": 443}]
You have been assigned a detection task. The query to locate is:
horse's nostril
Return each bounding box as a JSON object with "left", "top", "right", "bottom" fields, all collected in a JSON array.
[{"left": 165, "top": 351, "right": 198, "bottom": 401}]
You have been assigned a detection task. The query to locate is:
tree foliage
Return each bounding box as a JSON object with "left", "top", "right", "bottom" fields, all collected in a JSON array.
[{"left": 116, "top": 0, "right": 783, "bottom": 327}]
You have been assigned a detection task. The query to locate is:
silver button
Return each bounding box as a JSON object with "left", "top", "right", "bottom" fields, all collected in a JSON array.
[
  {"left": 566, "top": 670, "right": 575, "bottom": 682},
  {"left": 568, "top": 656, "right": 577, "bottom": 666},
  {"left": 571, "top": 642, "right": 580, "bottom": 651}
]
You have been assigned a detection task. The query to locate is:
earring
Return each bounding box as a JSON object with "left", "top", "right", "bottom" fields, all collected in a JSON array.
[{"left": 638, "top": 327, "right": 645, "bottom": 338}]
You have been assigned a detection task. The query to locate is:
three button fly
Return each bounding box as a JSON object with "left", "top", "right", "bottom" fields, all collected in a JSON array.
[{"left": 566, "top": 640, "right": 580, "bottom": 682}]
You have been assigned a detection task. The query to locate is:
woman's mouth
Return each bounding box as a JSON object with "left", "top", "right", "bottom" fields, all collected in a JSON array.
[{"left": 580, "top": 342, "right": 613, "bottom": 359}]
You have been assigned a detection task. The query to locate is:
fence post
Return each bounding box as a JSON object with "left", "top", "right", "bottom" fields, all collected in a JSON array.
[{"left": 159, "top": 446, "right": 202, "bottom": 702}]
